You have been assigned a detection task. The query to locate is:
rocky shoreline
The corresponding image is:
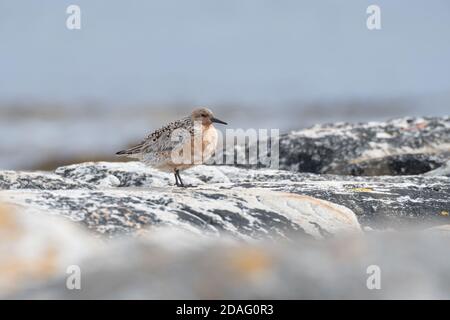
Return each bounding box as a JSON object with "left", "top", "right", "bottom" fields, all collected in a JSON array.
[{"left": 1, "top": 116, "right": 449, "bottom": 298}]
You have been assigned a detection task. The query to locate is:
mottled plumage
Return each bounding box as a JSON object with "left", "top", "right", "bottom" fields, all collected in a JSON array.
[{"left": 116, "top": 108, "right": 227, "bottom": 187}]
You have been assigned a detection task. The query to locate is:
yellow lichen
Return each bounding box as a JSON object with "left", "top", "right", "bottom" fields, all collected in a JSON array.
[
  {"left": 229, "top": 247, "right": 272, "bottom": 278},
  {"left": 0, "top": 204, "right": 22, "bottom": 240},
  {"left": 351, "top": 187, "right": 374, "bottom": 193}
]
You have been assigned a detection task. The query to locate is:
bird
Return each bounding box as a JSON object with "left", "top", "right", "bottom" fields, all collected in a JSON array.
[{"left": 116, "top": 107, "right": 227, "bottom": 187}]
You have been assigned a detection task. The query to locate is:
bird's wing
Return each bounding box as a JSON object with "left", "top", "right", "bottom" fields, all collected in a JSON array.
[{"left": 116, "top": 118, "right": 193, "bottom": 160}]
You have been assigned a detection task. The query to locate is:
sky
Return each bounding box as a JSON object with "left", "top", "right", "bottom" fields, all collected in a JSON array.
[{"left": 1, "top": 0, "right": 450, "bottom": 107}]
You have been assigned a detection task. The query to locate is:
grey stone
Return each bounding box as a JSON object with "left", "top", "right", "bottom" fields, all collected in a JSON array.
[
  {"left": 4, "top": 221, "right": 450, "bottom": 299},
  {"left": 221, "top": 116, "right": 450, "bottom": 175},
  {"left": 1, "top": 164, "right": 361, "bottom": 239},
  {"left": 1, "top": 161, "right": 449, "bottom": 234},
  {"left": 425, "top": 160, "right": 450, "bottom": 177}
]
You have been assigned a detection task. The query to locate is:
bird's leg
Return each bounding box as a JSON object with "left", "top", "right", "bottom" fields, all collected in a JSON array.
[
  {"left": 175, "top": 169, "right": 185, "bottom": 187},
  {"left": 174, "top": 170, "right": 180, "bottom": 187}
]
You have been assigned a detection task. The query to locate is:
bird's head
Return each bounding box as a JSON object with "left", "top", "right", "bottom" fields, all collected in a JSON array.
[{"left": 191, "top": 107, "right": 227, "bottom": 126}]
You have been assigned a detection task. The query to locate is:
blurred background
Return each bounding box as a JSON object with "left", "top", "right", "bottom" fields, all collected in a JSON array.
[{"left": 0, "top": 0, "right": 449, "bottom": 170}]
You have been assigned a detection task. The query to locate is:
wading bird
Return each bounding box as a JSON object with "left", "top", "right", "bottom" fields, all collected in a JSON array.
[{"left": 116, "top": 108, "right": 227, "bottom": 187}]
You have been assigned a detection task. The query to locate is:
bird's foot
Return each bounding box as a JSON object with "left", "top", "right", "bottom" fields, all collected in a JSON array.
[{"left": 175, "top": 183, "right": 194, "bottom": 188}]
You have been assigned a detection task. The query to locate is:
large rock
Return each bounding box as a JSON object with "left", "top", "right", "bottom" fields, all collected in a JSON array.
[
  {"left": 2, "top": 202, "right": 450, "bottom": 299},
  {"left": 281, "top": 116, "right": 450, "bottom": 175},
  {"left": 0, "top": 204, "right": 100, "bottom": 297},
  {"left": 224, "top": 116, "right": 450, "bottom": 175},
  {"left": 4, "top": 223, "right": 450, "bottom": 299},
  {"left": 425, "top": 160, "right": 450, "bottom": 177},
  {"left": 0, "top": 162, "right": 449, "bottom": 233},
  {"left": 0, "top": 163, "right": 361, "bottom": 239},
  {"left": 1, "top": 116, "right": 450, "bottom": 299}
]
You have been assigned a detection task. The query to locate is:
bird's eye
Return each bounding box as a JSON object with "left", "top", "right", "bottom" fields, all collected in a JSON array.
[{"left": 201, "top": 114, "right": 206, "bottom": 117}]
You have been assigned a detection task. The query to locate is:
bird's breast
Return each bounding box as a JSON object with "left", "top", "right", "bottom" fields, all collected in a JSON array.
[
  {"left": 202, "top": 125, "right": 218, "bottom": 150},
  {"left": 188, "top": 124, "right": 218, "bottom": 163}
]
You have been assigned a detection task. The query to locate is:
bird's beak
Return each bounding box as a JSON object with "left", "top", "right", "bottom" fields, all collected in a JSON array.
[{"left": 211, "top": 117, "right": 227, "bottom": 125}]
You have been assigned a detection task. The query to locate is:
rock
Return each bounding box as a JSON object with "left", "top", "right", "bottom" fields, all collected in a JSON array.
[
  {"left": 0, "top": 204, "right": 100, "bottom": 297},
  {"left": 425, "top": 160, "right": 450, "bottom": 177},
  {"left": 54, "top": 162, "right": 450, "bottom": 229},
  {"left": 424, "top": 224, "right": 450, "bottom": 236},
  {"left": 1, "top": 116, "right": 450, "bottom": 299},
  {"left": 0, "top": 170, "right": 92, "bottom": 190},
  {"left": 280, "top": 116, "right": 450, "bottom": 175},
  {"left": 1, "top": 162, "right": 449, "bottom": 233},
  {"left": 222, "top": 167, "right": 450, "bottom": 229},
  {"left": 5, "top": 226, "right": 450, "bottom": 299},
  {"left": 223, "top": 116, "right": 450, "bottom": 175},
  {"left": 0, "top": 178, "right": 361, "bottom": 239}
]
